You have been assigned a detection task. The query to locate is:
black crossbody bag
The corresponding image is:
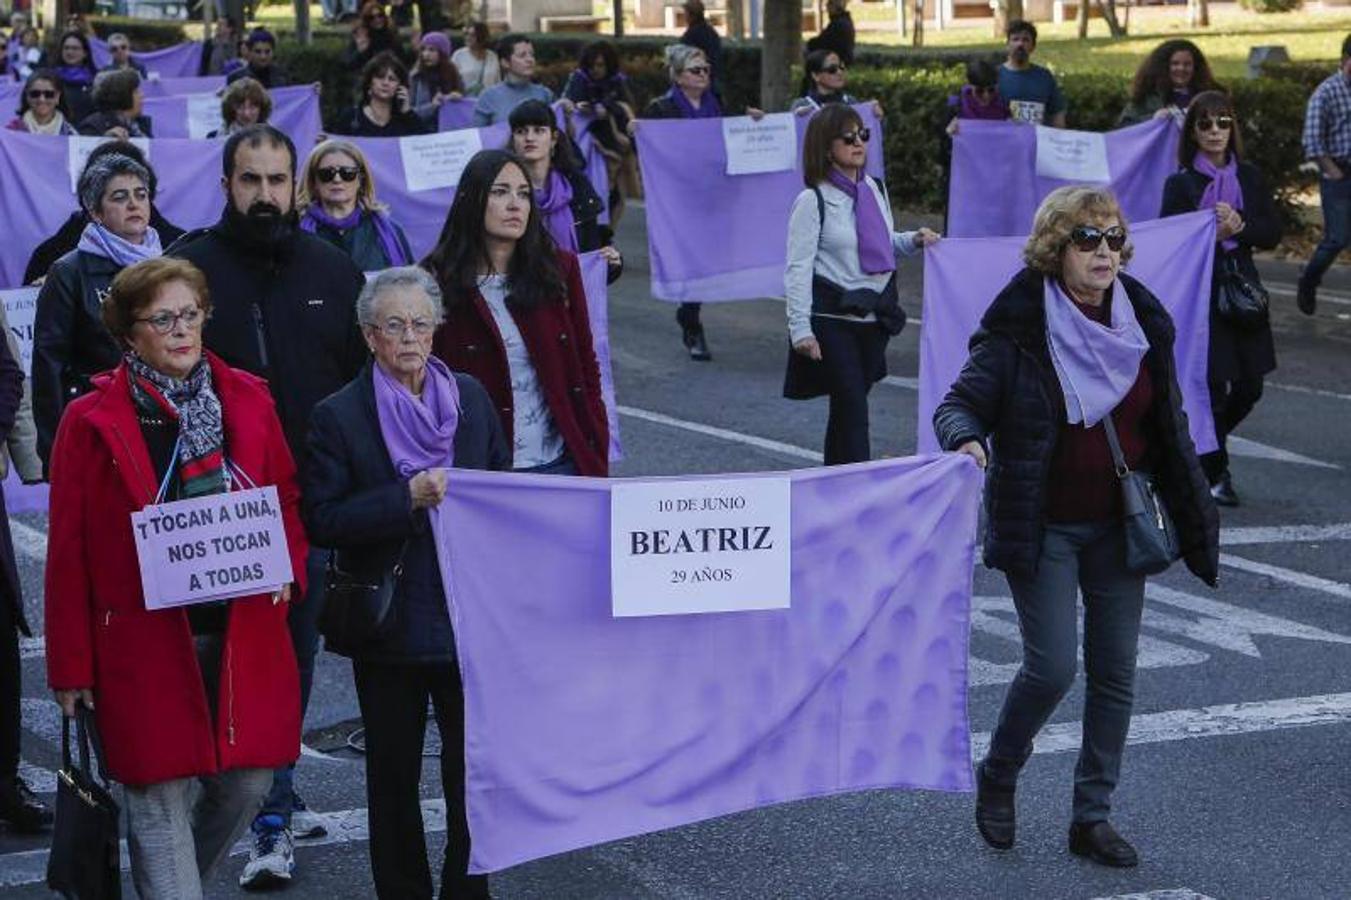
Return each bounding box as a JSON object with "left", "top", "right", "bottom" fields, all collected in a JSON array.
[
  {"left": 1103, "top": 413, "right": 1180, "bottom": 575},
  {"left": 320, "top": 542, "right": 408, "bottom": 657},
  {"left": 47, "top": 704, "right": 121, "bottom": 900}
]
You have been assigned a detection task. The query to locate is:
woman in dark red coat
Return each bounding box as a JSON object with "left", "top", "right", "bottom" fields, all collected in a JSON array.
[
  {"left": 44, "top": 258, "right": 308, "bottom": 898},
  {"left": 424, "top": 148, "right": 608, "bottom": 476}
]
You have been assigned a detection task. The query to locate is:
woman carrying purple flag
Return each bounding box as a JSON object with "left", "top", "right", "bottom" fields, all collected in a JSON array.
[
  {"left": 5, "top": 70, "right": 76, "bottom": 135},
  {"left": 297, "top": 139, "right": 414, "bottom": 273},
  {"left": 632, "top": 43, "right": 764, "bottom": 362},
  {"left": 945, "top": 59, "right": 1009, "bottom": 137},
  {"left": 1119, "top": 39, "right": 1220, "bottom": 128},
  {"left": 303, "top": 266, "right": 507, "bottom": 899},
  {"left": 934, "top": 186, "right": 1219, "bottom": 869},
  {"left": 784, "top": 103, "right": 937, "bottom": 464},
  {"left": 790, "top": 49, "right": 884, "bottom": 123},
  {"left": 1160, "top": 92, "right": 1280, "bottom": 507}
]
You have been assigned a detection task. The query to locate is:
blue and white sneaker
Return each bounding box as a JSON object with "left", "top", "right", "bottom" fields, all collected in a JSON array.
[{"left": 239, "top": 814, "right": 295, "bottom": 890}]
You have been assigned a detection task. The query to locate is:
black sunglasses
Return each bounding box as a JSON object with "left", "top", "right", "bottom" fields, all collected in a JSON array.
[
  {"left": 972, "top": 85, "right": 997, "bottom": 97},
  {"left": 1196, "top": 115, "right": 1234, "bottom": 132},
  {"left": 820, "top": 63, "right": 845, "bottom": 75},
  {"left": 1068, "top": 225, "right": 1127, "bottom": 253},
  {"left": 837, "top": 127, "right": 871, "bottom": 146},
  {"left": 317, "top": 165, "right": 360, "bottom": 183},
  {"left": 26, "top": 89, "right": 56, "bottom": 100}
]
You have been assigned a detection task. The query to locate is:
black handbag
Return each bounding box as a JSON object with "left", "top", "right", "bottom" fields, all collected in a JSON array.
[
  {"left": 47, "top": 705, "right": 121, "bottom": 900},
  {"left": 1214, "top": 255, "right": 1270, "bottom": 330},
  {"left": 1103, "top": 413, "right": 1181, "bottom": 576},
  {"left": 318, "top": 543, "right": 407, "bottom": 655}
]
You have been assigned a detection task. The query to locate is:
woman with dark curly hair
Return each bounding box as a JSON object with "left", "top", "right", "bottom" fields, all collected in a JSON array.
[{"left": 1118, "top": 39, "right": 1220, "bottom": 127}]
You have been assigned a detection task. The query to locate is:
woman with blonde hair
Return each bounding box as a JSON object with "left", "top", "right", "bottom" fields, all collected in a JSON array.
[{"left": 297, "top": 138, "right": 414, "bottom": 272}]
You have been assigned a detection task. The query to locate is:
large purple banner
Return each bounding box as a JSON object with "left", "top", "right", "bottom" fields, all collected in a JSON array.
[
  {"left": 443, "top": 453, "right": 981, "bottom": 873},
  {"left": 635, "top": 105, "right": 885, "bottom": 302},
  {"left": 947, "top": 118, "right": 1180, "bottom": 238},
  {"left": 917, "top": 210, "right": 1218, "bottom": 455},
  {"left": 578, "top": 250, "right": 622, "bottom": 462},
  {"left": 90, "top": 38, "right": 205, "bottom": 79}
]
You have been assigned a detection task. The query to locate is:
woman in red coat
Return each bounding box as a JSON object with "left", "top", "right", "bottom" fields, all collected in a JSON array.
[
  {"left": 423, "top": 149, "right": 608, "bottom": 476},
  {"left": 44, "top": 258, "right": 308, "bottom": 899}
]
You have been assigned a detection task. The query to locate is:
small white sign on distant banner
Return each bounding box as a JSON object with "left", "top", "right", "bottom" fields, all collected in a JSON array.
[
  {"left": 68, "top": 135, "right": 151, "bottom": 193},
  {"left": 399, "top": 130, "right": 483, "bottom": 192},
  {"left": 610, "top": 477, "right": 791, "bottom": 618},
  {"left": 1035, "top": 125, "right": 1111, "bottom": 183},
  {"left": 722, "top": 113, "right": 797, "bottom": 176},
  {"left": 186, "top": 93, "right": 222, "bottom": 140},
  {"left": 0, "top": 287, "right": 38, "bottom": 371}
]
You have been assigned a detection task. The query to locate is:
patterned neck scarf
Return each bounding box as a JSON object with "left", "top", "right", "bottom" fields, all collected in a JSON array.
[{"left": 126, "top": 354, "right": 226, "bottom": 499}]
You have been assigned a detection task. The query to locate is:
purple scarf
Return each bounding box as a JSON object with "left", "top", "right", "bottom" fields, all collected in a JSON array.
[
  {"left": 300, "top": 204, "right": 411, "bottom": 267},
  {"left": 667, "top": 85, "right": 721, "bottom": 119},
  {"left": 76, "top": 221, "right": 163, "bottom": 268},
  {"left": 1192, "top": 151, "right": 1244, "bottom": 252},
  {"left": 953, "top": 84, "right": 1009, "bottom": 121},
  {"left": 535, "top": 169, "right": 577, "bottom": 253},
  {"left": 1044, "top": 277, "right": 1149, "bottom": 427},
  {"left": 55, "top": 64, "right": 94, "bottom": 87},
  {"left": 826, "top": 168, "right": 895, "bottom": 275}
]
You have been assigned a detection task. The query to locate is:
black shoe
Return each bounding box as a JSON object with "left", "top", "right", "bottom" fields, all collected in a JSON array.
[
  {"left": 974, "top": 762, "right": 1016, "bottom": 850},
  {"left": 1068, "top": 820, "right": 1139, "bottom": 868},
  {"left": 1297, "top": 279, "right": 1317, "bottom": 316},
  {"left": 681, "top": 327, "right": 712, "bottom": 361},
  {"left": 1210, "top": 472, "right": 1239, "bottom": 507},
  {"left": 0, "top": 776, "right": 53, "bottom": 834}
]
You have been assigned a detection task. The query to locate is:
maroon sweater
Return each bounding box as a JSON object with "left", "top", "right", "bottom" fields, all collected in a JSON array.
[{"left": 1044, "top": 295, "right": 1155, "bottom": 524}]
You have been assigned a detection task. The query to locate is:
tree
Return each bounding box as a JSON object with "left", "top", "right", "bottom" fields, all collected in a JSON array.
[
  {"left": 761, "top": 0, "right": 802, "bottom": 112},
  {"left": 1188, "top": 0, "right": 1210, "bottom": 27},
  {"left": 992, "top": 0, "right": 1023, "bottom": 39},
  {"left": 1097, "top": 0, "right": 1126, "bottom": 36},
  {"left": 1076, "top": 0, "right": 1089, "bottom": 38},
  {"left": 294, "top": 0, "right": 312, "bottom": 44}
]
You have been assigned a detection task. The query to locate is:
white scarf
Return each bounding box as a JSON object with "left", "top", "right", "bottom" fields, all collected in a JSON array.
[{"left": 22, "top": 110, "right": 66, "bottom": 135}]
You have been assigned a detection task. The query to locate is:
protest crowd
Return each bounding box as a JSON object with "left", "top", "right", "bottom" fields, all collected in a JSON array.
[{"left": 0, "top": 3, "right": 1344, "bottom": 897}]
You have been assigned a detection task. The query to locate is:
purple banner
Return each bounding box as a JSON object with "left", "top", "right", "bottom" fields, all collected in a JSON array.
[
  {"left": 143, "top": 85, "right": 320, "bottom": 139},
  {"left": 947, "top": 119, "right": 1180, "bottom": 239},
  {"left": 442, "top": 453, "right": 980, "bottom": 873},
  {"left": 437, "top": 98, "right": 477, "bottom": 132},
  {"left": 635, "top": 104, "right": 885, "bottom": 302},
  {"left": 143, "top": 76, "right": 226, "bottom": 97},
  {"left": 90, "top": 38, "right": 205, "bottom": 79},
  {"left": 917, "top": 210, "right": 1217, "bottom": 455},
  {"left": 578, "top": 250, "right": 622, "bottom": 462}
]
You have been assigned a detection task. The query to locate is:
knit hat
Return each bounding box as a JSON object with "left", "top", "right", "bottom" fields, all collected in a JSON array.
[{"left": 420, "top": 31, "right": 452, "bottom": 60}]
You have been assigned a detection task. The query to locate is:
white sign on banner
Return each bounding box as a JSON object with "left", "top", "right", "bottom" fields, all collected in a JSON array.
[
  {"left": 131, "top": 486, "right": 294, "bottom": 610},
  {"left": 0, "top": 287, "right": 38, "bottom": 371},
  {"left": 722, "top": 113, "right": 797, "bottom": 176},
  {"left": 399, "top": 130, "right": 483, "bottom": 192},
  {"left": 186, "top": 93, "right": 223, "bottom": 139},
  {"left": 610, "top": 477, "right": 791, "bottom": 617},
  {"left": 67, "top": 135, "right": 152, "bottom": 193},
  {"left": 1035, "top": 125, "right": 1111, "bottom": 183}
]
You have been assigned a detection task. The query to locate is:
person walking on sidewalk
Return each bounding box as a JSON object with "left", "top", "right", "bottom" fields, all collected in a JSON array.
[{"left": 1298, "top": 33, "right": 1351, "bottom": 316}]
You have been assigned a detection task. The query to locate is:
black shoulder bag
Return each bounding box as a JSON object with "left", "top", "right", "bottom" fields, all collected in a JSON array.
[
  {"left": 319, "top": 542, "right": 408, "bottom": 657},
  {"left": 47, "top": 704, "right": 121, "bottom": 900},
  {"left": 1214, "top": 255, "right": 1270, "bottom": 330},
  {"left": 1103, "top": 413, "right": 1180, "bottom": 576}
]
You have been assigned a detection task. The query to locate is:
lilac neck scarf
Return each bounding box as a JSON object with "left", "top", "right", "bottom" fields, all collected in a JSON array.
[
  {"left": 534, "top": 169, "right": 577, "bottom": 253},
  {"left": 55, "top": 65, "right": 94, "bottom": 86},
  {"left": 825, "top": 168, "right": 894, "bottom": 275},
  {"left": 300, "top": 204, "right": 411, "bottom": 267},
  {"left": 667, "top": 85, "right": 721, "bottom": 119},
  {"left": 76, "top": 221, "right": 162, "bottom": 268},
  {"left": 1192, "top": 151, "right": 1243, "bottom": 251},
  {"left": 1044, "top": 277, "right": 1149, "bottom": 427}
]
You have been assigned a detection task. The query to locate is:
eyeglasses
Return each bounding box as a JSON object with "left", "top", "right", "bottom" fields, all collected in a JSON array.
[
  {"left": 25, "top": 89, "right": 56, "bottom": 100},
  {"left": 1196, "top": 115, "right": 1234, "bottom": 132},
  {"left": 317, "top": 165, "right": 360, "bottom": 183},
  {"left": 837, "top": 127, "right": 871, "bottom": 146},
  {"left": 821, "top": 64, "right": 845, "bottom": 74},
  {"left": 373, "top": 317, "right": 435, "bottom": 339},
  {"left": 1067, "top": 225, "right": 1127, "bottom": 253},
  {"left": 683, "top": 65, "right": 710, "bottom": 75},
  {"left": 135, "top": 307, "right": 205, "bottom": 334}
]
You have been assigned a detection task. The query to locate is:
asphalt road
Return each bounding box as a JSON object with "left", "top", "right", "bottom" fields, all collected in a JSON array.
[{"left": 2, "top": 205, "right": 1350, "bottom": 899}]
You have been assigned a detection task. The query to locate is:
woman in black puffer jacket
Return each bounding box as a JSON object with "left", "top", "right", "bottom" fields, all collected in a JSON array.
[{"left": 934, "top": 185, "right": 1218, "bottom": 871}]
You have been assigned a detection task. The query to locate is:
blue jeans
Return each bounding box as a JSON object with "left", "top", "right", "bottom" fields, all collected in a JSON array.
[
  {"left": 1304, "top": 175, "right": 1351, "bottom": 288},
  {"left": 258, "top": 548, "right": 330, "bottom": 823}
]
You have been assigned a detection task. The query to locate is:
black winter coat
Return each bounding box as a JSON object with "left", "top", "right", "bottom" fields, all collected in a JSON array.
[
  {"left": 0, "top": 337, "right": 26, "bottom": 634},
  {"left": 167, "top": 215, "right": 368, "bottom": 467},
  {"left": 32, "top": 249, "right": 124, "bottom": 470},
  {"left": 933, "top": 267, "right": 1219, "bottom": 585},
  {"left": 1160, "top": 161, "right": 1281, "bottom": 382},
  {"left": 24, "top": 209, "right": 184, "bottom": 286},
  {"left": 303, "top": 362, "right": 510, "bottom": 662}
]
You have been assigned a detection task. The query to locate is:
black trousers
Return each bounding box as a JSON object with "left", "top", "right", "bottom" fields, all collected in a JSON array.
[
  {"left": 353, "top": 659, "right": 487, "bottom": 900},
  {"left": 815, "top": 317, "right": 888, "bottom": 465},
  {"left": 676, "top": 302, "right": 702, "bottom": 330},
  {"left": 1200, "top": 375, "right": 1264, "bottom": 482},
  {"left": 0, "top": 597, "right": 17, "bottom": 780}
]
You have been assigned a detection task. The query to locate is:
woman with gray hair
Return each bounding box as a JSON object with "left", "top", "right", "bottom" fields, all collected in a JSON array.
[
  {"left": 76, "top": 66, "right": 152, "bottom": 138},
  {"left": 631, "top": 44, "right": 763, "bottom": 361},
  {"left": 33, "top": 150, "right": 162, "bottom": 468},
  {"left": 303, "top": 266, "right": 507, "bottom": 898},
  {"left": 934, "top": 185, "right": 1218, "bottom": 868}
]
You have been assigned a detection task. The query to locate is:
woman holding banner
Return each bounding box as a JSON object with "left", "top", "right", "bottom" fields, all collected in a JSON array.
[
  {"left": 1118, "top": 40, "right": 1220, "bottom": 127},
  {"left": 44, "top": 257, "right": 308, "bottom": 899},
  {"left": 789, "top": 49, "right": 884, "bottom": 122},
  {"left": 331, "top": 51, "right": 428, "bottom": 139},
  {"left": 297, "top": 139, "right": 415, "bottom": 272},
  {"left": 424, "top": 149, "right": 609, "bottom": 476},
  {"left": 206, "top": 77, "right": 272, "bottom": 139},
  {"left": 304, "top": 266, "right": 506, "bottom": 900},
  {"left": 784, "top": 103, "right": 935, "bottom": 464},
  {"left": 934, "top": 186, "right": 1218, "bottom": 869},
  {"left": 5, "top": 70, "right": 76, "bottom": 134},
  {"left": 49, "top": 30, "right": 97, "bottom": 122},
  {"left": 1160, "top": 92, "right": 1280, "bottom": 507},
  {"left": 507, "top": 99, "right": 623, "bottom": 282},
  {"left": 409, "top": 32, "right": 463, "bottom": 130}
]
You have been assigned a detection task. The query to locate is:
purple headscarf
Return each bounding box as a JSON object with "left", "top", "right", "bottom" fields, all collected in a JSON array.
[
  {"left": 1192, "top": 151, "right": 1243, "bottom": 252},
  {"left": 534, "top": 169, "right": 577, "bottom": 253},
  {"left": 825, "top": 168, "right": 895, "bottom": 275},
  {"left": 300, "top": 205, "right": 411, "bottom": 267},
  {"left": 667, "top": 85, "right": 721, "bottom": 119}
]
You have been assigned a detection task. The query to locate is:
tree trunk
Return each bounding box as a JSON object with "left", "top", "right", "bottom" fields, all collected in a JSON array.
[
  {"left": 912, "top": 0, "right": 923, "bottom": 46},
  {"left": 613, "top": 0, "right": 624, "bottom": 36},
  {"left": 728, "top": 0, "right": 747, "bottom": 40},
  {"left": 224, "top": 0, "right": 248, "bottom": 30},
  {"left": 1096, "top": 0, "right": 1125, "bottom": 36},
  {"left": 1076, "top": 0, "right": 1088, "bottom": 39},
  {"left": 294, "top": 0, "right": 312, "bottom": 44},
  {"left": 760, "top": 0, "right": 801, "bottom": 112},
  {"left": 991, "top": 0, "right": 1023, "bottom": 40},
  {"left": 1188, "top": 0, "right": 1209, "bottom": 27}
]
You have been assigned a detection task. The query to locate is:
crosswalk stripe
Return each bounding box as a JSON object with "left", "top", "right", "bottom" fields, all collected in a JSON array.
[{"left": 1219, "top": 553, "right": 1351, "bottom": 600}]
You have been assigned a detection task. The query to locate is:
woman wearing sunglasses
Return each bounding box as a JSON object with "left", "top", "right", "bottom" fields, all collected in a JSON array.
[
  {"left": 790, "top": 49, "right": 883, "bottom": 122},
  {"left": 297, "top": 139, "right": 414, "bottom": 273},
  {"left": 1160, "top": 92, "right": 1280, "bottom": 507},
  {"left": 5, "top": 70, "right": 75, "bottom": 135},
  {"left": 784, "top": 104, "right": 936, "bottom": 464},
  {"left": 945, "top": 59, "right": 1009, "bottom": 137},
  {"left": 935, "top": 185, "right": 1218, "bottom": 870}
]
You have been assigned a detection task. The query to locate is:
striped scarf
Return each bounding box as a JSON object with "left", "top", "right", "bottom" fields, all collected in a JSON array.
[{"left": 126, "top": 355, "right": 226, "bottom": 499}]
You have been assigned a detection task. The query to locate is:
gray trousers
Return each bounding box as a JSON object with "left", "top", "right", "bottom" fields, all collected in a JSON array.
[
  {"left": 985, "top": 521, "right": 1146, "bottom": 824},
  {"left": 123, "top": 635, "right": 271, "bottom": 899}
]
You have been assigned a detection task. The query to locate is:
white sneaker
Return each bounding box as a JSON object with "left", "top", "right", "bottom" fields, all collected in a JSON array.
[{"left": 239, "top": 815, "right": 295, "bottom": 890}]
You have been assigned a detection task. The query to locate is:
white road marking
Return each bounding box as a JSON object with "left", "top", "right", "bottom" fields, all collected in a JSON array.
[
  {"left": 1092, "top": 890, "right": 1219, "bottom": 900},
  {"left": 1219, "top": 553, "right": 1351, "bottom": 601},
  {"left": 1267, "top": 381, "right": 1351, "bottom": 403},
  {"left": 1265, "top": 281, "right": 1351, "bottom": 306},
  {"left": 1145, "top": 583, "right": 1351, "bottom": 654},
  {"left": 19, "top": 636, "right": 44, "bottom": 659},
  {"left": 1221, "top": 522, "right": 1351, "bottom": 545},
  {"left": 1226, "top": 435, "right": 1341, "bottom": 470},
  {"left": 881, "top": 375, "right": 919, "bottom": 390},
  {"left": 617, "top": 406, "right": 822, "bottom": 462}
]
